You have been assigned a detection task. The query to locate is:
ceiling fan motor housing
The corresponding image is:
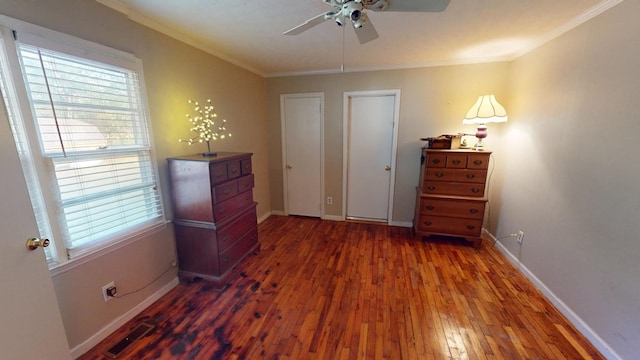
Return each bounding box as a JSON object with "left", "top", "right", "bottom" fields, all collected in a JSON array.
[{"left": 343, "top": 1, "right": 364, "bottom": 21}]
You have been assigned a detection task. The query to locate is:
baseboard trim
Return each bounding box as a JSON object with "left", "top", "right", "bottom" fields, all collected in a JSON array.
[
  {"left": 390, "top": 221, "right": 412, "bottom": 228},
  {"left": 70, "top": 277, "right": 180, "bottom": 359},
  {"left": 482, "top": 230, "right": 621, "bottom": 360},
  {"left": 258, "top": 211, "right": 275, "bottom": 224},
  {"left": 321, "top": 215, "right": 344, "bottom": 221}
]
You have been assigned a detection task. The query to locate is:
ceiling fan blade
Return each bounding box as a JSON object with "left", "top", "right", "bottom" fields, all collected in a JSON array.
[
  {"left": 354, "top": 15, "right": 379, "bottom": 44},
  {"left": 384, "top": 0, "right": 451, "bottom": 12},
  {"left": 284, "top": 13, "right": 330, "bottom": 35}
]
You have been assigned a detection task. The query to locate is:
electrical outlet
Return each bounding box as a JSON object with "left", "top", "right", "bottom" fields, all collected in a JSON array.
[
  {"left": 327, "top": 196, "right": 333, "bottom": 205},
  {"left": 516, "top": 231, "right": 525, "bottom": 244},
  {"left": 102, "top": 281, "right": 116, "bottom": 302}
]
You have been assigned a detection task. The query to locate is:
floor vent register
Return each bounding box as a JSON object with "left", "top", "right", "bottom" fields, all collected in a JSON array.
[{"left": 104, "top": 322, "right": 155, "bottom": 358}]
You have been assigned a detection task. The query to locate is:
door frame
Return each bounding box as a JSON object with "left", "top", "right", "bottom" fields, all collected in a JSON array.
[
  {"left": 280, "top": 92, "right": 325, "bottom": 216},
  {"left": 342, "top": 89, "right": 401, "bottom": 224}
]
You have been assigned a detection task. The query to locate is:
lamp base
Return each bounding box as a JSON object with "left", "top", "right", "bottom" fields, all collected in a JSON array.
[
  {"left": 474, "top": 124, "right": 488, "bottom": 151},
  {"left": 473, "top": 139, "right": 486, "bottom": 151}
]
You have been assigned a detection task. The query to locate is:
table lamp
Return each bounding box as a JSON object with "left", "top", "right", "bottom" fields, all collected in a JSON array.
[{"left": 462, "top": 94, "right": 508, "bottom": 151}]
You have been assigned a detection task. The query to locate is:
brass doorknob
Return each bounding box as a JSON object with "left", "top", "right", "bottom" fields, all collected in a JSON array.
[
  {"left": 26, "top": 237, "right": 50, "bottom": 250},
  {"left": 384, "top": 165, "right": 391, "bottom": 171}
]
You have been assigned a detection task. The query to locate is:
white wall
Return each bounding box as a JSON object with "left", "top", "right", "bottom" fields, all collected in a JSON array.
[{"left": 491, "top": 1, "right": 640, "bottom": 358}]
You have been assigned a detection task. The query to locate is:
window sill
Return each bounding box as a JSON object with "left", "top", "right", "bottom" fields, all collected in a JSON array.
[{"left": 49, "top": 220, "right": 170, "bottom": 277}]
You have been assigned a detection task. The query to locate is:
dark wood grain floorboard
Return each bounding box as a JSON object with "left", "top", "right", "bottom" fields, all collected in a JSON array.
[{"left": 79, "top": 215, "right": 604, "bottom": 359}]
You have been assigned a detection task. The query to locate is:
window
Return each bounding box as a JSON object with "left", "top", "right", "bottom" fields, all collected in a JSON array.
[{"left": 0, "top": 24, "right": 165, "bottom": 265}]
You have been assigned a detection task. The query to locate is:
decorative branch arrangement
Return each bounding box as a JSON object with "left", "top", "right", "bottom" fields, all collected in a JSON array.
[{"left": 179, "top": 99, "right": 231, "bottom": 156}]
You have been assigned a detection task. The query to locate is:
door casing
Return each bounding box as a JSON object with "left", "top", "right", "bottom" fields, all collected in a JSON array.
[{"left": 342, "top": 89, "right": 401, "bottom": 224}]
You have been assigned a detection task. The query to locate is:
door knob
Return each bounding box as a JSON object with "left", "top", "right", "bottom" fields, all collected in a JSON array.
[
  {"left": 384, "top": 165, "right": 391, "bottom": 171},
  {"left": 26, "top": 237, "right": 50, "bottom": 250},
  {"left": 286, "top": 165, "right": 292, "bottom": 170}
]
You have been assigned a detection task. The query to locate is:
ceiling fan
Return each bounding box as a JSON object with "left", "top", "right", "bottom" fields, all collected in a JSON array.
[{"left": 284, "top": 0, "right": 451, "bottom": 44}]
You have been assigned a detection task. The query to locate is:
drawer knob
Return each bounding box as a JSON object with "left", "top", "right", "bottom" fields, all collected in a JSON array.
[
  {"left": 427, "top": 185, "right": 436, "bottom": 191},
  {"left": 452, "top": 159, "right": 461, "bottom": 165},
  {"left": 425, "top": 205, "right": 434, "bottom": 211},
  {"left": 423, "top": 221, "right": 432, "bottom": 226},
  {"left": 432, "top": 159, "right": 441, "bottom": 164},
  {"left": 471, "top": 188, "right": 480, "bottom": 193},
  {"left": 435, "top": 172, "right": 444, "bottom": 178},
  {"left": 231, "top": 168, "right": 238, "bottom": 174},
  {"left": 466, "top": 174, "right": 475, "bottom": 179},
  {"left": 222, "top": 235, "right": 229, "bottom": 243},
  {"left": 469, "top": 208, "right": 479, "bottom": 214},
  {"left": 473, "top": 160, "right": 483, "bottom": 166},
  {"left": 223, "top": 189, "right": 231, "bottom": 195},
  {"left": 219, "top": 207, "right": 226, "bottom": 214},
  {"left": 224, "top": 256, "right": 230, "bottom": 263},
  {"left": 466, "top": 225, "right": 476, "bottom": 230}
]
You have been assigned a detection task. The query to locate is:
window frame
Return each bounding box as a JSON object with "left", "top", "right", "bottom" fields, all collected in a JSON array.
[{"left": 0, "top": 16, "right": 168, "bottom": 272}]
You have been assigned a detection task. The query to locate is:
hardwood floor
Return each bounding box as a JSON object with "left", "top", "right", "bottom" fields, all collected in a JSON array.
[{"left": 79, "top": 215, "right": 603, "bottom": 359}]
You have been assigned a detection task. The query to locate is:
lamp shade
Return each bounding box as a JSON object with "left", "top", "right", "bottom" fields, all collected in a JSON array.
[{"left": 462, "top": 95, "right": 508, "bottom": 125}]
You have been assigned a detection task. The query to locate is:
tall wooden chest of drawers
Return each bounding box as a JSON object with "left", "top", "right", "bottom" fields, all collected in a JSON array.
[
  {"left": 168, "top": 152, "right": 259, "bottom": 289},
  {"left": 414, "top": 149, "right": 491, "bottom": 247}
]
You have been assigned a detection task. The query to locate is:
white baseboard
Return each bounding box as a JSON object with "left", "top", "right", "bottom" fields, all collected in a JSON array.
[
  {"left": 258, "top": 211, "right": 276, "bottom": 223},
  {"left": 482, "top": 230, "right": 621, "bottom": 360},
  {"left": 70, "top": 277, "right": 180, "bottom": 359},
  {"left": 321, "top": 215, "right": 344, "bottom": 221},
  {"left": 390, "top": 221, "right": 412, "bottom": 227}
]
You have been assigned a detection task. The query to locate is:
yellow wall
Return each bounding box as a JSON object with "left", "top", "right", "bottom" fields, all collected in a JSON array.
[{"left": 0, "top": 0, "right": 269, "bottom": 351}]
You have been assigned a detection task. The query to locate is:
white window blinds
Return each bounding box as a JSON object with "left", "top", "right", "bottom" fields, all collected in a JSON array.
[{"left": 16, "top": 41, "right": 164, "bottom": 256}]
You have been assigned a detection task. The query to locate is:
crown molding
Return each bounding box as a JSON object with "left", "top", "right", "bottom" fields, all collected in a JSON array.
[{"left": 96, "top": 0, "right": 623, "bottom": 78}]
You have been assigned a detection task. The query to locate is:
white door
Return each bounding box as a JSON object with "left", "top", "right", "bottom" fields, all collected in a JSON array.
[
  {"left": 281, "top": 93, "right": 323, "bottom": 217},
  {"left": 0, "top": 101, "right": 71, "bottom": 359},
  {"left": 344, "top": 91, "right": 400, "bottom": 222}
]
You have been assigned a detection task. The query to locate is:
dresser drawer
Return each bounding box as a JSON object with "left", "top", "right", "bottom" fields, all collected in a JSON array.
[
  {"left": 228, "top": 159, "right": 242, "bottom": 179},
  {"left": 241, "top": 158, "right": 252, "bottom": 176},
  {"left": 423, "top": 182, "right": 485, "bottom": 197},
  {"left": 453, "top": 169, "right": 487, "bottom": 183},
  {"left": 426, "top": 153, "right": 447, "bottom": 168},
  {"left": 468, "top": 154, "right": 490, "bottom": 169},
  {"left": 217, "top": 206, "right": 258, "bottom": 253},
  {"left": 219, "top": 227, "right": 259, "bottom": 274},
  {"left": 416, "top": 215, "right": 482, "bottom": 236},
  {"left": 418, "top": 196, "right": 485, "bottom": 220},
  {"left": 238, "top": 174, "right": 255, "bottom": 193},
  {"left": 213, "top": 190, "right": 254, "bottom": 220},
  {"left": 446, "top": 154, "right": 468, "bottom": 168},
  {"left": 212, "top": 181, "right": 238, "bottom": 204},
  {"left": 210, "top": 163, "right": 228, "bottom": 185},
  {"left": 425, "top": 168, "right": 486, "bottom": 184},
  {"left": 425, "top": 168, "right": 455, "bottom": 182}
]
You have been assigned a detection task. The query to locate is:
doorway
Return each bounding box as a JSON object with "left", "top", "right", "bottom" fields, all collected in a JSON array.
[
  {"left": 343, "top": 90, "right": 400, "bottom": 223},
  {"left": 280, "top": 93, "right": 324, "bottom": 217}
]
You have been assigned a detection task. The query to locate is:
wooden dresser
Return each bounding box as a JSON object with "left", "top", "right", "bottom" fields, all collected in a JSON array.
[
  {"left": 414, "top": 148, "right": 491, "bottom": 247},
  {"left": 168, "top": 152, "right": 259, "bottom": 289}
]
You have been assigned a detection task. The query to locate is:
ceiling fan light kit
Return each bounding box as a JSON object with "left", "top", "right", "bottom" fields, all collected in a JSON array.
[{"left": 284, "top": 0, "right": 451, "bottom": 44}]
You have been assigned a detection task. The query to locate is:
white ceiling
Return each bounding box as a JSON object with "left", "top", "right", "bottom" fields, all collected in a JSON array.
[{"left": 96, "top": 0, "right": 621, "bottom": 77}]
